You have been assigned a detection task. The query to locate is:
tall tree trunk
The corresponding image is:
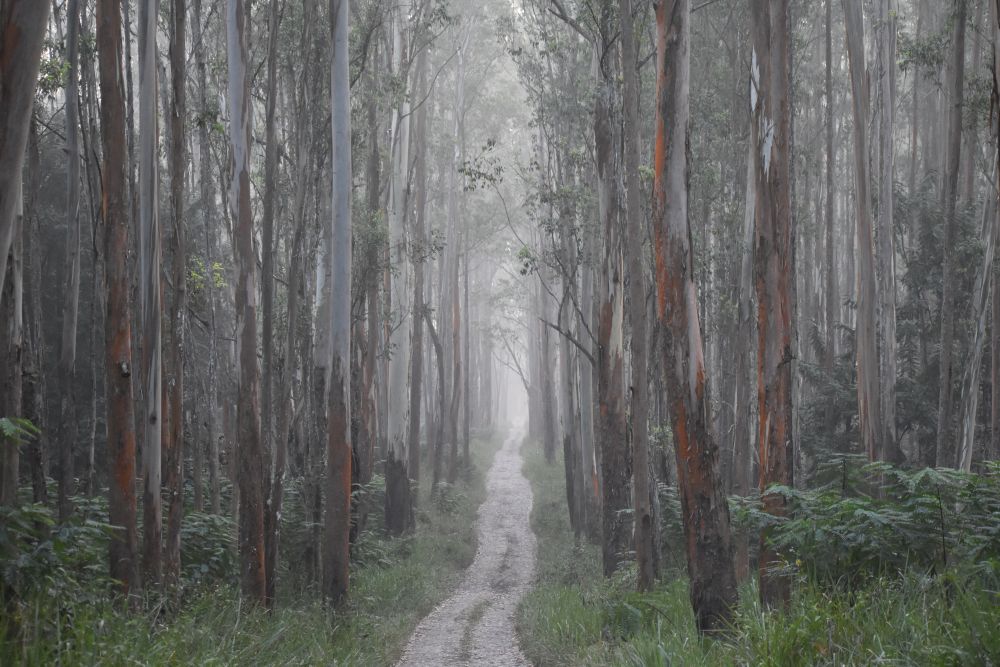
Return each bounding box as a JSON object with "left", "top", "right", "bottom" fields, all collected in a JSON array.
[
  {"left": 751, "top": 0, "right": 795, "bottom": 608},
  {"left": 620, "top": 0, "right": 654, "bottom": 590},
  {"left": 55, "top": 0, "right": 83, "bottom": 520},
  {"left": 23, "top": 119, "right": 47, "bottom": 506},
  {"left": 843, "top": 0, "right": 882, "bottom": 464},
  {"left": 163, "top": 0, "right": 187, "bottom": 595},
  {"left": 825, "top": 0, "right": 837, "bottom": 377},
  {"left": 385, "top": 0, "right": 414, "bottom": 533},
  {"left": 732, "top": 143, "right": 756, "bottom": 583},
  {"left": 323, "top": 0, "right": 353, "bottom": 606},
  {"left": 139, "top": 0, "right": 163, "bottom": 588},
  {"left": 653, "top": 0, "right": 737, "bottom": 633},
  {"left": 98, "top": 0, "right": 139, "bottom": 597},
  {"left": 409, "top": 39, "right": 429, "bottom": 489},
  {"left": 958, "top": 176, "right": 997, "bottom": 470},
  {"left": 876, "top": 0, "right": 902, "bottom": 463},
  {"left": 0, "top": 2, "right": 51, "bottom": 304},
  {"left": 194, "top": 0, "right": 221, "bottom": 516},
  {"left": 227, "top": 0, "right": 266, "bottom": 603},
  {"left": 937, "top": 0, "right": 968, "bottom": 468},
  {"left": 261, "top": 0, "right": 282, "bottom": 607},
  {"left": 993, "top": 0, "right": 1000, "bottom": 464},
  {"left": 0, "top": 185, "right": 22, "bottom": 507},
  {"left": 594, "top": 10, "right": 631, "bottom": 576}
]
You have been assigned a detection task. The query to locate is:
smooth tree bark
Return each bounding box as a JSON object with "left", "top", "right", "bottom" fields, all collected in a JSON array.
[
  {"left": 324, "top": 0, "right": 353, "bottom": 607},
  {"left": 409, "top": 39, "right": 429, "bottom": 489},
  {"left": 55, "top": 0, "right": 83, "bottom": 520},
  {"left": 842, "top": 0, "right": 882, "bottom": 464},
  {"left": 751, "top": 0, "right": 794, "bottom": 609},
  {"left": 97, "top": 0, "right": 139, "bottom": 597},
  {"left": 261, "top": 0, "right": 282, "bottom": 606},
  {"left": 385, "top": 0, "right": 414, "bottom": 534},
  {"left": 824, "top": 0, "right": 837, "bottom": 378},
  {"left": 876, "top": 0, "right": 902, "bottom": 463},
  {"left": 936, "top": 0, "right": 968, "bottom": 468},
  {"left": 0, "top": 1, "right": 51, "bottom": 305},
  {"left": 620, "top": 0, "right": 654, "bottom": 591},
  {"left": 139, "top": 0, "right": 163, "bottom": 587},
  {"left": 163, "top": 0, "right": 187, "bottom": 594},
  {"left": 227, "top": 0, "right": 266, "bottom": 603},
  {"left": 653, "top": 0, "right": 737, "bottom": 633}
]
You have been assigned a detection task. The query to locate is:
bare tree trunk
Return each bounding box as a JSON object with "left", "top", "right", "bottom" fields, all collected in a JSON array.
[
  {"left": 23, "top": 120, "right": 47, "bottom": 506},
  {"left": 937, "top": 0, "right": 968, "bottom": 468},
  {"left": 0, "top": 2, "right": 51, "bottom": 304},
  {"left": 323, "top": 0, "right": 353, "bottom": 606},
  {"left": 876, "top": 0, "right": 902, "bottom": 463},
  {"left": 958, "top": 176, "right": 997, "bottom": 470},
  {"left": 227, "top": 0, "right": 266, "bottom": 603},
  {"left": 139, "top": 0, "right": 163, "bottom": 588},
  {"left": 261, "top": 0, "right": 282, "bottom": 607},
  {"left": 594, "top": 8, "right": 631, "bottom": 575},
  {"left": 652, "top": 0, "right": 737, "bottom": 632},
  {"left": 409, "top": 40, "right": 429, "bottom": 488},
  {"left": 194, "top": 0, "right": 221, "bottom": 516},
  {"left": 732, "top": 142, "right": 756, "bottom": 584},
  {"left": 843, "top": 0, "right": 882, "bottom": 464},
  {"left": 163, "top": 0, "right": 187, "bottom": 595},
  {"left": 385, "top": 0, "right": 414, "bottom": 533},
  {"left": 994, "top": 0, "right": 1000, "bottom": 464},
  {"left": 98, "top": 0, "right": 140, "bottom": 597},
  {"left": 620, "top": 0, "right": 653, "bottom": 591},
  {"left": 752, "top": 0, "right": 795, "bottom": 608},
  {"left": 0, "top": 186, "right": 22, "bottom": 507},
  {"left": 825, "top": 0, "right": 837, "bottom": 377},
  {"left": 55, "top": 0, "right": 83, "bottom": 520}
]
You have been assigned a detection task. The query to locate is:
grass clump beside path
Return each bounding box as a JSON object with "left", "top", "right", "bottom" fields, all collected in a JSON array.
[
  {"left": 1, "top": 433, "right": 503, "bottom": 666},
  {"left": 516, "top": 441, "right": 1000, "bottom": 666}
]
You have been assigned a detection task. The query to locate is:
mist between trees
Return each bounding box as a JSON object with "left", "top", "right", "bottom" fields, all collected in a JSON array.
[{"left": 1, "top": 0, "right": 999, "bottom": 661}]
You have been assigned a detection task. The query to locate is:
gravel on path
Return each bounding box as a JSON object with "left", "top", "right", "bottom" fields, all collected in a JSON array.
[{"left": 397, "top": 427, "right": 536, "bottom": 667}]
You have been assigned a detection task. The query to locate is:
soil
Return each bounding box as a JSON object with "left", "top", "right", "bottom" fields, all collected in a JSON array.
[{"left": 397, "top": 427, "right": 537, "bottom": 666}]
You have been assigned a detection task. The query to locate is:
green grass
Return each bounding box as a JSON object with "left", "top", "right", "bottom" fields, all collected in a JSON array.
[
  {"left": 1, "top": 432, "right": 504, "bottom": 666},
  {"left": 516, "top": 441, "right": 1000, "bottom": 666}
]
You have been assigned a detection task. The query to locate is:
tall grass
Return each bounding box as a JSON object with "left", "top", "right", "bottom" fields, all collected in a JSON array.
[
  {"left": 517, "top": 442, "right": 1000, "bottom": 666},
  {"left": 1, "top": 432, "right": 504, "bottom": 666}
]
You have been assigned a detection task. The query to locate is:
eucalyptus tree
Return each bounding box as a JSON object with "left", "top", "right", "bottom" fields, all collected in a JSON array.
[
  {"left": 386, "top": 0, "right": 414, "bottom": 534},
  {"left": 138, "top": 0, "right": 163, "bottom": 587},
  {"left": 842, "top": 0, "right": 881, "bottom": 464},
  {"left": 56, "top": 0, "right": 82, "bottom": 521},
  {"left": 750, "top": 0, "right": 794, "bottom": 608},
  {"left": 652, "top": 0, "right": 737, "bottom": 633},
  {"left": 97, "top": 0, "right": 139, "bottom": 597},
  {"left": 936, "top": 0, "right": 968, "bottom": 468},
  {"left": 324, "top": 0, "right": 353, "bottom": 606},
  {"left": 227, "top": 0, "right": 266, "bottom": 603},
  {"left": 0, "top": 2, "right": 50, "bottom": 306}
]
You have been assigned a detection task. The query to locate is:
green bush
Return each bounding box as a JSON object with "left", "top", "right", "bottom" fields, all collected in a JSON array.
[{"left": 745, "top": 459, "right": 1000, "bottom": 586}]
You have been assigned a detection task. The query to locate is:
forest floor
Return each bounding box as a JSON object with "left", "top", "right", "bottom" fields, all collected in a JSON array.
[
  {"left": 1, "top": 434, "right": 507, "bottom": 665},
  {"left": 397, "top": 426, "right": 536, "bottom": 666}
]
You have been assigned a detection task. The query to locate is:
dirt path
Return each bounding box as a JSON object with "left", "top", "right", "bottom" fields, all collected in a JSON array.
[{"left": 397, "top": 427, "right": 536, "bottom": 667}]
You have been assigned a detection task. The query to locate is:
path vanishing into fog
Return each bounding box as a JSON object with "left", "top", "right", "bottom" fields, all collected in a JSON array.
[{"left": 397, "top": 427, "right": 536, "bottom": 667}]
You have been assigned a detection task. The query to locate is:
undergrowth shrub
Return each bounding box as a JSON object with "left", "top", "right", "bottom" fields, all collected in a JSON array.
[{"left": 753, "top": 458, "right": 1000, "bottom": 585}]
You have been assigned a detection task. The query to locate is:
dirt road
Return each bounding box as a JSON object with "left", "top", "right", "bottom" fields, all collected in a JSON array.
[{"left": 397, "top": 428, "right": 536, "bottom": 666}]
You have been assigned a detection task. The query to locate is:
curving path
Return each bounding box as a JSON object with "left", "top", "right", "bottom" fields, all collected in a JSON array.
[{"left": 397, "top": 427, "right": 536, "bottom": 667}]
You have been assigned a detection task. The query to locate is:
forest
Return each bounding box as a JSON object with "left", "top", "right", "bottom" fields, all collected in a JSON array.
[{"left": 1, "top": 0, "right": 999, "bottom": 664}]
